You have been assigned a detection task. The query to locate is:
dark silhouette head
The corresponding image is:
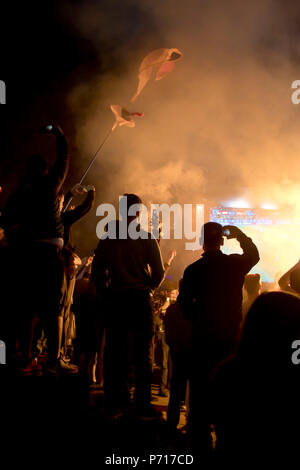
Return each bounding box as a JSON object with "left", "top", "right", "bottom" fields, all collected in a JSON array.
[
  {"left": 202, "top": 222, "right": 224, "bottom": 251},
  {"left": 25, "top": 155, "right": 48, "bottom": 180},
  {"left": 290, "top": 267, "right": 300, "bottom": 294},
  {"left": 119, "top": 193, "right": 142, "bottom": 223},
  {"left": 238, "top": 291, "right": 300, "bottom": 369},
  {"left": 244, "top": 273, "right": 261, "bottom": 297}
]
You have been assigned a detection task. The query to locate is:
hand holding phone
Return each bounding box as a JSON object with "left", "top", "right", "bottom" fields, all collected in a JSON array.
[{"left": 223, "top": 225, "right": 244, "bottom": 240}]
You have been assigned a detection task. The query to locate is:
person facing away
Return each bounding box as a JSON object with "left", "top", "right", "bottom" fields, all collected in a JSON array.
[
  {"left": 212, "top": 291, "right": 300, "bottom": 463},
  {"left": 0, "top": 124, "right": 69, "bottom": 369},
  {"left": 278, "top": 259, "right": 300, "bottom": 295},
  {"left": 177, "top": 222, "right": 259, "bottom": 451},
  {"left": 178, "top": 222, "right": 260, "bottom": 347},
  {"left": 164, "top": 280, "right": 193, "bottom": 431},
  {"left": 91, "top": 194, "right": 171, "bottom": 418},
  {"left": 1, "top": 125, "right": 68, "bottom": 246}
]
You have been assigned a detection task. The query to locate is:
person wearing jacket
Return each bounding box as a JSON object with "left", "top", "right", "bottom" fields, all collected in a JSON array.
[
  {"left": 0, "top": 124, "right": 69, "bottom": 371},
  {"left": 91, "top": 193, "right": 174, "bottom": 419},
  {"left": 178, "top": 222, "right": 260, "bottom": 451}
]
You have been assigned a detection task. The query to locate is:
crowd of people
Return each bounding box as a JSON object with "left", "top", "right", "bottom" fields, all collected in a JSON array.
[{"left": 1, "top": 124, "right": 300, "bottom": 460}]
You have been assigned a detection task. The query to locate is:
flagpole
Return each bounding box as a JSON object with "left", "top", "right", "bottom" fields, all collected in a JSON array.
[{"left": 63, "top": 127, "right": 113, "bottom": 212}]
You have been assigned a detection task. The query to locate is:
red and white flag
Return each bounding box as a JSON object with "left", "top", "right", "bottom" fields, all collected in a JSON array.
[
  {"left": 110, "top": 105, "right": 144, "bottom": 131},
  {"left": 131, "top": 48, "right": 183, "bottom": 102}
]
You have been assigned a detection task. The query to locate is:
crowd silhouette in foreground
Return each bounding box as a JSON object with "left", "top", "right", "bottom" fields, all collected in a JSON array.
[{"left": 1, "top": 124, "right": 300, "bottom": 461}]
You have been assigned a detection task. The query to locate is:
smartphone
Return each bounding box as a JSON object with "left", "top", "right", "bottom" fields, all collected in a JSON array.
[
  {"left": 46, "top": 125, "right": 53, "bottom": 131},
  {"left": 223, "top": 228, "right": 230, "bottom": 237}
]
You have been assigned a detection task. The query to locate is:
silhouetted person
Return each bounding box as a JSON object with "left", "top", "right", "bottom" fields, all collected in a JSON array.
[
  {"left": 212, "top": 291, "right": 300, "bottom": 462},
  {"left": 242, "top": 273, "right": 261, "bottom": 320},
  {"left": 0, "top": 124, "right": 69, "bottom": 370},
  {"left": 72, "top": 277, "right": 104, "bottom": 384},
  {"left": 153, "top": 291, "right": 171, "bottom": 397},
  {"left": 164, "top": 280, "right": 192, "bottom": 431},
  {"left": 57, "top": 184, "right": 95, "bottom": 369},
  {"left": 178, "top": 222, "right": 259, "bottom": 450},
  {"left": 279, "top": 259, "right": 300, "bottom": 295},
  {"left": 91, "top": 194, "right": 171, "bottom": 418}
]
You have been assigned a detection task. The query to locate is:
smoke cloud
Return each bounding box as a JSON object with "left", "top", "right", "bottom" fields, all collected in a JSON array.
[{"left": 61, "top": 0, "right": 300, "bottom": 280}]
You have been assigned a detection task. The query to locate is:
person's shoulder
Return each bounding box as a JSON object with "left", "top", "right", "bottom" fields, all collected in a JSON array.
[
  {"left": 97, "top": 219, "right": 119, "bottom": 242},
  {"left": 184, "top": 257, "right": 204, "bottom": 275},
  {"left": 38, "top": 173, "right": 53, "bottom": 189},
  {"left": 141, "top": 229, "right": 154, "bottom": 240},
  {"left": 141, "top": 232, "right": 160, "bottom": 247},
  {"left": 227, "top": 251, "right": 242, "bottom": 258},
  {"left": 4, "top": 184, "right": 32, "bottom": 207},
  {"left": 227, "top": 252, "right": 245, "bottom": 263}
]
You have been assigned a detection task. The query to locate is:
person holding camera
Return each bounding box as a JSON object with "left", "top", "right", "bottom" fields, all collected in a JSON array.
[{"left": 178, "top": 222, "right": 259, "bottom": 451}]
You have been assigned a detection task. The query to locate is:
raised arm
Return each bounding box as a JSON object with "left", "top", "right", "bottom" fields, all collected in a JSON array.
[
  {"left": 223, "top": 225, "right": 260, "bottom": 273},
  {"left": 63, "top": 185, "right": 95, "bottom": 226},
  {"left": 278, "top": 260, "right": 300, "bottom": 291},
  {"left": 40, "top": 124, "right": 69, "bottom": 192}
]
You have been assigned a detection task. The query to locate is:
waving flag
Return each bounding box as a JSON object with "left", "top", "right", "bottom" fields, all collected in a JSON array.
[
  {"left": 131, "top": 48, "right": 183, "bottom": 103},
  {"left": 110, "top": 105, "right": 144, "bottom": 131}
]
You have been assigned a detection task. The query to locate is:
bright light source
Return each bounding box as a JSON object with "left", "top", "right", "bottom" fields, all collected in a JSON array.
[
  {"left": 260, "top": 203, "right": 277, "bottom": 210},
  {"left": 223, "top": 199, "right": 251, "bottom": 209}
]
